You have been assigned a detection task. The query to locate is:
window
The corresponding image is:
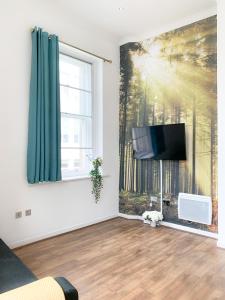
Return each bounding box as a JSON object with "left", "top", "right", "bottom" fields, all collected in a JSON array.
[
  {"left": 74, "top": 134, "right": 79, "bottom": 143},
  {"left": 59, "top": 53, "right": 93, "bottom": 179},
  {"left": 63, "top": 134, "right": 69, "bottom": 143}
]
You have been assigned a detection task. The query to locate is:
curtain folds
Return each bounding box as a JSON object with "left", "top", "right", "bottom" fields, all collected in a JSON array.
[{"left": 27, "top": 28, "right": 61, "bottom": 183}]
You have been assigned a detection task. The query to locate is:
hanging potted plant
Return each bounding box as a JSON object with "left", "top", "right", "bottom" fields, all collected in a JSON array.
[{"left": 90, "top": 157, "right": 103, "bottom": 203}]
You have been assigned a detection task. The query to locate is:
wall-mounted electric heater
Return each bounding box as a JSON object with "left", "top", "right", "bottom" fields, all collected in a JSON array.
[{"left": 178, "top": 193, "right": 212, "bottom": 225}]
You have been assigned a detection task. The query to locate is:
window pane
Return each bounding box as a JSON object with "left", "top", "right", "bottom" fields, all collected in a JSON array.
[
  {"left": 61, "top": 115, "right": 92, "bottom": 148},
  {"left": 59, "top": 54, "right": 92, "bottom": 91},
  {"left": 60, "top": 52, "right": 93, "bottom": 180},
  {"left": 61, "top": 148, "right": 92, "bottom": 179},
  {"left": 60, "top": 86, "right": 92, "bottom": 116}
]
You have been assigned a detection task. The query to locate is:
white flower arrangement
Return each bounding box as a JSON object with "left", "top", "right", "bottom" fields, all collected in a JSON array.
[{"left": 142, "top": 210, "right": 163, "bottom": 227}]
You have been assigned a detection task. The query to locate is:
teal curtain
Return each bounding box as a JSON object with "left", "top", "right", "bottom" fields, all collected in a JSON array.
[{"left": 27, "top": 28, "right": 61, "bottom": 183}]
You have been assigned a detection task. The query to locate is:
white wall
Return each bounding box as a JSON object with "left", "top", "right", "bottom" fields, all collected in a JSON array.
[
  {"left": 119, "top": 7, "right": 217, "bottom": 45},
  {"left": 217, "top": 0, "right": 225, "bottom": 248},
  {"left": 0, "top": 0, "right": 119, "bottom": 248}
]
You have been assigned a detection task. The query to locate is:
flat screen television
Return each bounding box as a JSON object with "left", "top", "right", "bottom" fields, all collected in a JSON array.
[{"left": 132, "top": 123, "right": 186, "bottom": 160}]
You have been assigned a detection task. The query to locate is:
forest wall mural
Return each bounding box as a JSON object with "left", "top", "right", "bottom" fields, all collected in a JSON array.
[{"left": 119, "top": 16, "right": 217, "bottom": 232}]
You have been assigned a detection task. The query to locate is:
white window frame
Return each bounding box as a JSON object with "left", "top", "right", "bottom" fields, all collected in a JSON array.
[{"left": 59, "top": 42, "right": 103, "bottom": 181}]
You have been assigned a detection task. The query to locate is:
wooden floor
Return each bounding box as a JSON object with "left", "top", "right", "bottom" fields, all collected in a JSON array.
[{"left": 15, "top": 218, "right": 225, "bottom": 300}]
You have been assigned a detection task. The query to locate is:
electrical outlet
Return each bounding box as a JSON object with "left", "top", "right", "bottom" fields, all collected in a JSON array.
[
  {"left": 15, "top": 211, "right": 22, "bottom": 219},
  {"left": 25, "top": 209, "right": 32, "bottom": 216}
]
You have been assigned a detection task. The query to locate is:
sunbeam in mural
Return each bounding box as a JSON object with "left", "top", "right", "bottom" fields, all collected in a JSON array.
[{"left": 119, "top": 15, "right": 217, "bottom": 232}]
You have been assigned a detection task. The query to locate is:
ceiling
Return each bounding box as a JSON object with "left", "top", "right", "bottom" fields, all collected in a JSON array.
[{"left": 58, "top": 0, "right": 217, "bottom": 41}]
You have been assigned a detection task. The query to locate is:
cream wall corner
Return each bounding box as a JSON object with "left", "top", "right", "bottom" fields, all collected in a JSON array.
[{"left": 217, "top": 0, "right": 225, "bottom": 249}]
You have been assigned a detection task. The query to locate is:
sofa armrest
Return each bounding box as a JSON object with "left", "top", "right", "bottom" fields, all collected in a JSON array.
[
  {"left": 0, "top": 277, "right": 66, "bottom": 300},
  {"left": 55, "top": 277, "right": 78, "bottom": 300}
]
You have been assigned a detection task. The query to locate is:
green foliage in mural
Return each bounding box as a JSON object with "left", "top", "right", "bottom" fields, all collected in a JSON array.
[{"left": 119, "top": 16, "right": 217, "bottom": 232}]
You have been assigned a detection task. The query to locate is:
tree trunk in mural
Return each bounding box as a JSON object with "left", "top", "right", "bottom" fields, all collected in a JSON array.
[
  {"left": 119, "top": 88, "right": 128, "bottom": 191},
  {"left": 210, "top": 114, "right": 217, "bottom": 230},
  {"left": 192, "top": 97, "right": 196, "bottom": 195},
  {"left": 119, "top": 43, "right": 146, "bottom": 191}
]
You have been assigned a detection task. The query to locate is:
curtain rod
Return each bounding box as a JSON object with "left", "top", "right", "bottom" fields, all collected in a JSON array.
[
  {"left": 59, "top": 40, "right": 112, "bottom": 64},
  {"left": 31, "top": 28, "right": 112, "bottom": 64}
]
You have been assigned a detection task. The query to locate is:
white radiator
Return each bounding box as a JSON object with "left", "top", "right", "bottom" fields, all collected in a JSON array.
[{"left": 178, "top": 193, "right": 212, "bottom": 225}]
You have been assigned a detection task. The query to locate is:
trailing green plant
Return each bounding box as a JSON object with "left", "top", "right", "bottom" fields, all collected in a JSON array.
[{"left": 90, "top": 157, "right": 103, "bottom": 203}]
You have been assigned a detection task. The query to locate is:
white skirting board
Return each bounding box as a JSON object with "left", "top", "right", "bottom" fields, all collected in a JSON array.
[
  {"left": 10, "top": 214, "right": 118, "bottom": 249},
  {"left": 118, "top": 213, "right": 218, "bottom": 239},
  {"left": 217, "top": 240, "right": 225, "bottom": 248},
  {"left": 10, "top": 213, "right": 219, "bottom": 249}
]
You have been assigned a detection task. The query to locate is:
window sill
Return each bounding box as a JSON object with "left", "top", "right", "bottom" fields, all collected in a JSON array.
[
  {"left": 62, "top": 174, "right": 109, "bottom": 183},
  {"left": 28, "top": 174, "right": 109, "bottom": 185}
]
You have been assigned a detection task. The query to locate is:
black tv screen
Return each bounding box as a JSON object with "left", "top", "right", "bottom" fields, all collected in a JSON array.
[{"left": 132, "top": 123, "right": 186, "bottom": 160}]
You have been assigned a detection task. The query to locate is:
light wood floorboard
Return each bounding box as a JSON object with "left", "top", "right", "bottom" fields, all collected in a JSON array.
[{"left": 15, "top": 218, "right": 225, "bottom": 300}]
